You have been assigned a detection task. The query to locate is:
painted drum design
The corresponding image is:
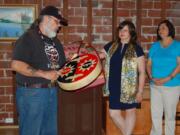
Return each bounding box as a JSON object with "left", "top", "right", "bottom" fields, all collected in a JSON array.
[{"left": 57, "top": 53, "right": 102, "bottom": 91}]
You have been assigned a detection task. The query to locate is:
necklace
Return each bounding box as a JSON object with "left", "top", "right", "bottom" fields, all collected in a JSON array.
[{"left": 38, "top": 29, "right": 60, "bottom": 69}]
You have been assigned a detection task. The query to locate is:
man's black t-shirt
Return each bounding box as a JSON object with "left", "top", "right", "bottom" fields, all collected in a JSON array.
[{"left": 13, "top": 28, "right": 66, "bottom": 84}]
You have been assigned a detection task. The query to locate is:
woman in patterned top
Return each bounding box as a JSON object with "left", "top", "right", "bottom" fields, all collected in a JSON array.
[{"left": 103, "top": 20, "right": 145, "bottom": 135}]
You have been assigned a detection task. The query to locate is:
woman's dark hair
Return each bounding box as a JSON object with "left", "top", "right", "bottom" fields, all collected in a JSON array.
[
  {"left": 157, "top": 20, "right": 175, "bottom": 40},
  {"left": 116, "top": 20, "right": 137, "bottom": 44}
]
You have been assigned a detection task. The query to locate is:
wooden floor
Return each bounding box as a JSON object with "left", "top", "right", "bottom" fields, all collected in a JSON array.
[
  {"left": 0, "top": 127, "right": 106, "bottom": 135},
  {"left": 0, "top": 127, "right": 19, "bottom": 135},
  {"left": 0, "top": 127, "right": 103, "bottom": 135}
]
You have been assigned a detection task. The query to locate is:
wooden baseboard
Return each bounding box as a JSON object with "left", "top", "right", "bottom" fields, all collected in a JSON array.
[{"left": 0, "top": 125, "right": 18, "bottom": 129}]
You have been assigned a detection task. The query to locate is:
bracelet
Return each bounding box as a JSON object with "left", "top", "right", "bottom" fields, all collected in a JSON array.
[
  {"left": 138, "top": 90, "right": 143, "bottom": 94},
  {"left": 170, "top": 75, "right": 174, "bottom": 79},
  {"left": 148, "top": 74, "right": 152, "bottom": 80},
  {"left": 169, "top": 74, "right": 174, "bottom": 80}
]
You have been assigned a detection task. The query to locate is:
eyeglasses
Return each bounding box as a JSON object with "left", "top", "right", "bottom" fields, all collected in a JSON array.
[{"left": 48, "top": 16, "right": 60, "bottom": 25}]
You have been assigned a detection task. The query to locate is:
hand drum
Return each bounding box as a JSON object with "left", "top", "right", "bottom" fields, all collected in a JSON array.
[{"left": 57, "top": 53, "right": 102, "bottom": 91}]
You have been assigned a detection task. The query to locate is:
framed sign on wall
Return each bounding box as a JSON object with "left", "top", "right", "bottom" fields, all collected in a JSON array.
[{"left": 0, "top": 4, "right": 37, "bottom": 41}]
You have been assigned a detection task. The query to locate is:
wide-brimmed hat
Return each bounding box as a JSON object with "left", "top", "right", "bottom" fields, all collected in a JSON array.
[{"left": 40, "top": 5, "right": 68, "bottom": 26}]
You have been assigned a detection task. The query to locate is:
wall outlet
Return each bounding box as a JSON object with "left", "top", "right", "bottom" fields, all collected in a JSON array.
[{"left": 5, "top": 118, "right": 14, "bottom": 123}]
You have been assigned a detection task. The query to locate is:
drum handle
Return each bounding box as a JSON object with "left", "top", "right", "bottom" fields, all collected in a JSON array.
[
  {"left": 77, "top": 41, "right": 106, "bottom": 82},
  {"left": 77, "top": 41, "right": 100, "bottom": 59}
]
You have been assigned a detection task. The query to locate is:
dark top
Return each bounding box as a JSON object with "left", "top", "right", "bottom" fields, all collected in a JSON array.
[
  {"left": 13, "top": 28, "right": 66, "bottom": 84},
  {"left": 104, "top": 42, "right": 144, "bottom": 109}
]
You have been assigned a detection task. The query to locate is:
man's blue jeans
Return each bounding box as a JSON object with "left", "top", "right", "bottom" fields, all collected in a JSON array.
[{"left": 16, "top": 86, "right": 58, "bottom": 135}]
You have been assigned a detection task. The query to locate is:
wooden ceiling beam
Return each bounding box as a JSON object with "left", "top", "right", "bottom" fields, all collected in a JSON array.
[
  {"left": 112, "top": 0, "right": 117, "bottom": 41},
  {"left": 63, "top": 0, "right": 68, "bottom": 44},
  {"left": 87, "top": 0, "right": 92, "bottom": 45},
  {"left": 136, "top": 0, "right": 142, "bottom": 42}
]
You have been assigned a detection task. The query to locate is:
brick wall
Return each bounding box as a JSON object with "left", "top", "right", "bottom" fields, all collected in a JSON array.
[{"left": 0, "top": 0, "right": 180, "bottom": 125}]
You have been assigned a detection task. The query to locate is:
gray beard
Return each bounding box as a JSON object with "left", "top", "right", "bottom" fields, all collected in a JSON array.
[{"left": 44, "top": 23, "right": 57, "bottom": 38}]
